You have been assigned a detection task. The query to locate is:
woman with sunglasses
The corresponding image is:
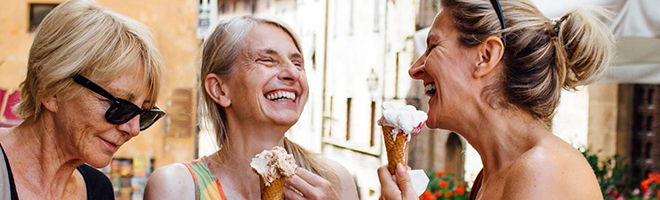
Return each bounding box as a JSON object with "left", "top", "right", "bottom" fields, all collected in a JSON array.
[
  {"left": 0, "top": 0, "right": 164, "bottom": 199},
  {"left": 144, "top": 16, "right": 359, "bottom": 199},
  {"left": 379, "top": 0, "right": 613, "bottom": 199}
]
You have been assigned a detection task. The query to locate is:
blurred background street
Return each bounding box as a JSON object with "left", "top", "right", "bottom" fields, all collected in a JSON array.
[{"left": 1, "top": 0, "right": 659, "bottom": 199}]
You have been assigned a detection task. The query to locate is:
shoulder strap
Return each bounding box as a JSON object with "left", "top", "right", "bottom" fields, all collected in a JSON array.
[
  {"left": 468, "top": 169, "right": 484, "bottom": 200},
  {"left": 182, "top": 161, "right": 201, "bottom": 200},
  {"left": 0, "top": 143, "right": 19, "bottom": 200},
  {"left": 183, "top": 157, "right": 227, "bottom": 200},
  {"left": 77, "top": 164, "right": 114, "bottom": 200}
]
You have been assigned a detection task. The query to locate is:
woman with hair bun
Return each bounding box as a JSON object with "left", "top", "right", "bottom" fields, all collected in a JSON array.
[{"left": 378, "top": 0, "right": 614, "bottom": 199}]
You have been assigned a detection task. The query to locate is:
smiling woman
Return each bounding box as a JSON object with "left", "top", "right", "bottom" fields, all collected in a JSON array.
[
  {"left": 144, "top": 15, "right": 359, "bottom": 200},
  {"left": 378, "top": 0, "right": 614, "bottom": 200},
  {"left": 0, "top": 0, "right": 164, "bottom": 199}
]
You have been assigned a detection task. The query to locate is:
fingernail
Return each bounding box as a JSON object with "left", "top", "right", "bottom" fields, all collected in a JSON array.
[{"left": 396, "top": 163, "right": 406, "bottom": 176}]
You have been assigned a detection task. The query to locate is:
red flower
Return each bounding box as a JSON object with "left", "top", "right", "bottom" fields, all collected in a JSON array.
[
  {"left": 420, "top": 191, "right": 435, "bottom": 200},
  {"left": 439, "top": 180, "right": 449, "bottom": 188},
  {"left": 435, "top": 170, "right": 445, "bottom": 178},
  {"left": 649, "top": 173, "right": 660, "bottom": 181},
  {"left": 444, "top": 191, "right": 453, "bottom": 198},
  {"left": 435, "top": 191, "right": 443, "bottom": 197},
  {"left": 455, "top": 184, "right": 466, "bottom": 195}
]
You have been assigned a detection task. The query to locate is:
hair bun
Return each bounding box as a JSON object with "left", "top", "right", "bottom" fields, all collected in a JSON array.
[{"left": 552, "top": 6, "right": 615, "bottom": 89}]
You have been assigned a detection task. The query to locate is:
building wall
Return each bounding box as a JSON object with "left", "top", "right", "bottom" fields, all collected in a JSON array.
[
  {"left": 196, "top": 1, "right": 418, "bottom": 199},
  {"left": 553, "top": 87, "right": 591, "bottom": 148},
  {"left": 587, "top": 83, "right": 619, "bottom": 159},
  {"left": 0, "top": 0, "right": 200, "bottom": 168}
]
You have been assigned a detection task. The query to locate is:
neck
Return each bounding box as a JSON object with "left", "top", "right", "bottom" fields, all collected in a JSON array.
[
  {"left": 452, "top": 100, "right": 548, "bottom": 175},
  {"left": 1, "top": 114, "right": 84, "bottom": 198},
  {"left": 208, "top": 111, "right": 289, "bottom": 197}
]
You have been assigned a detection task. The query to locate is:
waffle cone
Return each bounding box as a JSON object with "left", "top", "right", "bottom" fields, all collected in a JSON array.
[
  {"left": 260, "top": 177, "right": 285, "bottom": 200},
  {"left": 382, "top": 126, "right": 409, "bottom": 174}
]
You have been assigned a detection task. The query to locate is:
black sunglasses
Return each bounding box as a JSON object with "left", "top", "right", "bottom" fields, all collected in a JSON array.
[
  {"left": 489, "top": 0, "right": 506, "bottom": 40},
  {"left": 72, "top": 73, "right": 165, "bottom": 131}
]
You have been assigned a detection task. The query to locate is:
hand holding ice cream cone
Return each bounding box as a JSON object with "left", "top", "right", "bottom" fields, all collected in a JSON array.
[
  {"left": 377, "top": 102, "right": 427, "bottom": 174},
  {"left": 251, "top": 146, "right": 298, "bottom": 200}
]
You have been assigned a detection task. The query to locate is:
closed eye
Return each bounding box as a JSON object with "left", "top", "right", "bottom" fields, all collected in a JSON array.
[
  {"left": 258, "top": 58, "right": 274, "bottom": 62},
  {"left": 426, "top": 45, "right": 437, "bottom": 55},
  {"left": 292, "top": 60, "right": 304, "bottom": 69}
]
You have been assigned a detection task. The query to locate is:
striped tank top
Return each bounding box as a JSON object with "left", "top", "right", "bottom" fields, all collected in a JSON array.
[{"left": 183, "top": 157, "right": 228, "bottom": 200}]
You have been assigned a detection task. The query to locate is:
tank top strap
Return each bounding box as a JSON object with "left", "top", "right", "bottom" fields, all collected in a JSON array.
[
  {"left": 469, "top": 169, "right": 484, "bottom": 200},
  {"left": 182, "top": 156, "right": 227, "bottom": 200}
]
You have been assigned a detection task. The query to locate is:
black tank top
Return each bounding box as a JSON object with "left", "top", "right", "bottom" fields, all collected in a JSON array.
[
  {"left": 0, "top": 143, "right": 114, "bottom": 200},
  {"left": 469, "top": 170, "right": 484, "bottom": 200}
]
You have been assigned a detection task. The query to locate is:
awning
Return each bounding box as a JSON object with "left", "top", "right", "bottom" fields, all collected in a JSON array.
[{"left": 414, "top": 0, "right": 660, "bottom": 84}]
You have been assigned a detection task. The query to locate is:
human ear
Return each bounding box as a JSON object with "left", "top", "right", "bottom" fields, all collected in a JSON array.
[
  {"left": 474, "top": 36, "right": 504, "bottom": 78},
  {"left": 204, "top": 73, "right": 231, "bottom": 107},
  {"left": 41, "top": 95, "right": 58, "bottom": 113}
]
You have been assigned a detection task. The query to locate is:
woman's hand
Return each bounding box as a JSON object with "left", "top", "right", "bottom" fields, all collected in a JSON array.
[
  {"left": 377, "top": 163, "right": 417, "bottom": 200},
  {"left": 284, "top": 168, "right": 340, "bottom": 200}
]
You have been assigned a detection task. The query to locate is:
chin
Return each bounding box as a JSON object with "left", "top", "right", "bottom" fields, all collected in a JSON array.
[
  {"left": 426, "top": 121, "right": 438, "bottom": 129},
  {"left": 274, "top": 117, "right": 300, "bottom": 127},
  {"left": 84, "top": 154, "right": 113, "bottom": 168}
]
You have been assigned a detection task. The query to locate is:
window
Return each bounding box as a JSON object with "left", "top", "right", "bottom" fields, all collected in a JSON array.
[
  {"left": 394, "top": 52, "right": 400, "bottom": 99},
  {"left": 346, "top": 98, "right": 352, "bottom": 141},
  {"left": 218, "top": 0, "right": 232, "bottom": 14},
  {"left": 29, "top": 4, "right": 58, "bottom": 32},
  {"left": 632, "top": 84, "right": 660, "bottom": 178},
  {"left": 370, "top": 101, "right": 376, "bottom": 146}
]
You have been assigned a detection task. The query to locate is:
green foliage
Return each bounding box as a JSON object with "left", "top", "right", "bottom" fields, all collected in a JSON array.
[
  {"left": 579, "top": 147, "right": 659, "bottom": 200},
  {"left": 420, "top": 170, "right": 469, "bottom": 200}
]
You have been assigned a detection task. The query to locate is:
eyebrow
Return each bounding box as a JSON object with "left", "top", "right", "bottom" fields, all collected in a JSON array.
[
  {"left": 256, "top": 48, "right": 303, "bottom": 60},
  {"left": 427, "top": 33, "right": 440, "bottom": 47},
  {"left": 257, "top": 48, "right": 279, "bottom": 56},
  {"left": 114, "top": 89, "right": 137, "bottom": 102}
]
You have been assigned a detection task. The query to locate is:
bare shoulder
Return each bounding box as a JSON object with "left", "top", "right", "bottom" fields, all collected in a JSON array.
[
  {"left": 504, "top": 138, "right": 602, "bottom": 200},
  {"left": 144, "top": 163, "right": 195, "bottom": 200},
  {"left": 323, "top": 157, "right": 359, "bottom": 199}
]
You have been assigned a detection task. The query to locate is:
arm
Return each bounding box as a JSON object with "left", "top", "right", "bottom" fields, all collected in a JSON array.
[{"left": 144, "top": 163, "right": 195, "bottom": 200}]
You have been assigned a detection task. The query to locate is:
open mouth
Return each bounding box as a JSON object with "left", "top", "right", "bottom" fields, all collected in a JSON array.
[
  {"left": 424, "top": 83, "right": 437, "bottom": 97},
  {"left": 265, "top": 90, "right": 297, "bottom": 102}
]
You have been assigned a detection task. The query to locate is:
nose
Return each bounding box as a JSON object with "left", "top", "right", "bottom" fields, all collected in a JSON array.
[
  {"left": 117, "top": 115, "right": 140, "bottom": 137},
  {"left": 408, "top": 55, "right": 427, "bottom": 79},
  {"left": 278, "top": 60, "right": 302, "bottom": 83}
]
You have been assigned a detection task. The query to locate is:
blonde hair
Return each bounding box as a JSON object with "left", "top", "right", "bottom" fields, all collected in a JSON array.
[
  {"left": 440, "top": 0, "right": 615, "bottom": 125},
  {"left": 199, "top": 15, "right": 339, "bottom": 184},
  {"left": 15, "top": 0, "right": 163, "bottom": 122}
]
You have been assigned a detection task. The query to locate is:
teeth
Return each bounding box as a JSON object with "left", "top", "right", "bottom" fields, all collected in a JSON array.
[
  {"left": 424, "top": 84, "right": 436, "bottom": 92},
  {"left": 265, "top": 91, "right": 296, "bottom": 101},
  {"left": 424, "top": 84, "right": 437, "bottom": 96}
]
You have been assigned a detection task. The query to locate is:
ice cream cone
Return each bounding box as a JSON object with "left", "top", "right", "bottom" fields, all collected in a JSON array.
[
  {"left": 260, "top": 177, "right": 285, "bottom": 200},
  {"left": 382, "top": 126, "right": 409, "bottom": 174}
]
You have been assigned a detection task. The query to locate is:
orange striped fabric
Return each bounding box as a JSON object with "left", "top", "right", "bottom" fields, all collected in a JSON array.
[{"left": 183, "top": 157, "right": 228, "bottom": 200}]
